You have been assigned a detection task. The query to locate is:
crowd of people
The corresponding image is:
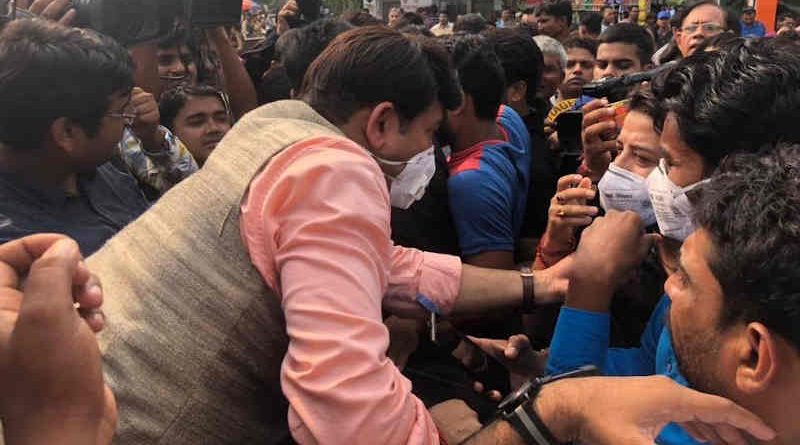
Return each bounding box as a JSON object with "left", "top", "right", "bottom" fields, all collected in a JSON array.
[{"left": 1, "top": 0, "right": 800, "bottom": 444}]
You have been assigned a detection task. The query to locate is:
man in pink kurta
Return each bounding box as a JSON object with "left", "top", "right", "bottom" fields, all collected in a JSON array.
[
  {"left": 241, "top": 135, "right": 460, "bottom": 444},
  {"left": 236, "top": 27, "right": 467, "bottom": 444}
]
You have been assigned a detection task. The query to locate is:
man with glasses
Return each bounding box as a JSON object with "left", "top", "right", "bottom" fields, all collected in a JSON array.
[
  {"left": 674, "top": 0, "right": 737, "bottom": 57},
  {"left": 0, "top": 19, "right": 151, "bottom": 254}
]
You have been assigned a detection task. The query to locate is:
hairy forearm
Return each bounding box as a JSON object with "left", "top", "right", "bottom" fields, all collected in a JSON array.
[
  {"left": 452, "top": 265, "right": 560, "bottom": 315},
  {"left": 463, "top": 380, "right": 578, "bottom": 445}
]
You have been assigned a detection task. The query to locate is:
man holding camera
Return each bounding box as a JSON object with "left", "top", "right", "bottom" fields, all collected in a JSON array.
[{"left": 579, "top": 23, "right": 654, "bottom": 182}]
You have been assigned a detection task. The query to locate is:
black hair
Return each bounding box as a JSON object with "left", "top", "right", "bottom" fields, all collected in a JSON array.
[
  {"left": 485, "top": 27, "right": 544, "bottom": 106},
  {"left": 656, "top": 37, "right": 800, "bottom": 169},
  {"left": 694, "top": 31, "right": 739, "bottom": 53},
  {"left": 397, "top": 24, "right": 435, "bottom": 37},
  {"left": 0, "top": 19, "right": 133, "bottom": 150},
  {"left": 563, "top": 35, "right": 598, "bottom": 56},
  {"left": 159, "top": 84, "right": 228, "bottom": 131},
  {"left": 535, "top": 0, "right": 573, "bottom": 26},
  {"left": 580, "top": 12, "right": 603, "bottom": 36},
  {"left": 157, "top": 25, "right": 191, "bottom": 51},
  {"left": 676, "top": 0, "right": 740, "bottom": 37},
  {"left": 449, "top": 34, "right": 506, "bottom": 121},
  {"left": 599, "top": 23, "right": 655, "bottom": 66},
  {"left": 301, "top": 26, "right": 461, "bottom": 125},
  {"left": 454, "top": 13, "right": 489, "bottom": 34},
  {"left": 275, "top": 18, "right": 354, "bottom": 91},
  {"left": 628, "top": 85, "right": 660, "bottom": 122},
  {"left": 694, "top": 144, "right": 800, "bottom": 352},
  {"left": 392, "top": 11, "right": 425, "bottom": 28},
  {"left": 340, "top": 10, "right": 383, "bottom": 27}
]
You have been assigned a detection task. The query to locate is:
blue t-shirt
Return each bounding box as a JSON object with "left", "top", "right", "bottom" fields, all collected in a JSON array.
[
  {"left": 447, "top": 105, "right": 531, "bottom": 256},
  {"left": 547, "top": 295, "right": 703, "bottom": 445},
  {"left": 740, "top": 20, "right": 766, "bottom": 38}
]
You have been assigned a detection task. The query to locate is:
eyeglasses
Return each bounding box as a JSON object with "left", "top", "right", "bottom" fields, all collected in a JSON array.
[
  {"left": 680, "top": 23, "right": 724, "bottom": 34},
  {"left": 106, "top": 112, "right": 137, "bottom": 126}
]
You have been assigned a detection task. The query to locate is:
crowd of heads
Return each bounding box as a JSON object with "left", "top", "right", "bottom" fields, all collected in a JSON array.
[{"left": 3, "top": 1, "right": 800, "bottom": 443}]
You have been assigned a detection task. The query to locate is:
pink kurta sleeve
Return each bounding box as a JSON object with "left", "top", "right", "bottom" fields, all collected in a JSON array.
[{"left": 241, "top": 136, "right": 442, "bottom": 445}]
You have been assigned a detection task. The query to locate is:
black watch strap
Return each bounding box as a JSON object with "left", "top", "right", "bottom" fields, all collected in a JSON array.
[{"left": 506, "top": 402, "right": 566, "bottom": 445}]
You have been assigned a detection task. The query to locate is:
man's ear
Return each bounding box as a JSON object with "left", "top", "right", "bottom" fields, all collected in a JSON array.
[
  {"left": 365, "top": 102, "right": 400, "bottom": 155},
  {"left": 49, "top": 117, "right": 84, "bottom": 155},
  {"left": 735, "top": 323, "right": 779, "bottom": 395},
  {"left": 507, "top": 80, "right": 528, "bottom": 104},
  {"left": 452, "top": 94, "right": 470, "bottom": 117}
]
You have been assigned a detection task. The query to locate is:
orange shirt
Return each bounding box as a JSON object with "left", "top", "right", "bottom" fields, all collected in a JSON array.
[{"left": 240, "top": 135, "right": 462, "bottom": 445}]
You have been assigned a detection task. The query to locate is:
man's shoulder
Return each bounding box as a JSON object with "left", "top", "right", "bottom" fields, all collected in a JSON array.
[{"left": 448, "top": 142, "right": 518, "bottom": 188}]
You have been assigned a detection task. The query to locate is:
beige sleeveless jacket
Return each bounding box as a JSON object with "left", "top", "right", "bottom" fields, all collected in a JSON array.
[{"left": 88, "top": 100, "right": 343, "bottom": 444}]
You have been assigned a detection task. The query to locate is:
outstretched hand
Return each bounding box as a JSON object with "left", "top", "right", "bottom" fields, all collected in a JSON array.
[{"left": 539, "top": 376, "right": 776, "bottom": 445}]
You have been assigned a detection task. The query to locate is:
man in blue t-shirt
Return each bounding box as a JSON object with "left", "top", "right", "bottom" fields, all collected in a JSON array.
[
  {"left": 740, "top": 7, "right": 766, "bottom": 37},
  {"left": 441, "top": 35, "right": 531, "bottom": 271}
]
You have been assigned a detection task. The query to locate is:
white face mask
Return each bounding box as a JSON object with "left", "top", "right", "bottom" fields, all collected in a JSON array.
[
  {"left": 598, "top": 163, "right": 656, "bottom": 227},
  {"left": 374, "top": 146, "right": 437, "bottom": 210},
  {"left": 645, "top": 159, "right": 709, "bottom": 242}
]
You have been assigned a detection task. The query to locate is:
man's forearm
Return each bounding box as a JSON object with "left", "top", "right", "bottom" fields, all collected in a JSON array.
[
  {"left": 463, "top": 381, "right": 576, "bottom": 445},
  {"left": 451, "top": 265, "right": 562, "bottom": 316}
]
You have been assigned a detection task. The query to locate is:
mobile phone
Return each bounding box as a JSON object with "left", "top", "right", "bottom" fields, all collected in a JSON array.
[
  {"left": 555, "top": 110, "right": 583, "bottom": 157},
  {"left": 608, "top": 98, "right": 631, "bottom": 129},
  {"left": 458, "top": 335, "right": 511, "bottom": 396}
]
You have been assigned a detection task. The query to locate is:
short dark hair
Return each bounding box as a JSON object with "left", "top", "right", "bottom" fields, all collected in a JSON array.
[
  {"left": 392, "top": 11, "right": 425, "bottom": 28},
  {"left": 397, "top": 24, "right": 435, "bottom": 37},
  {"left": 159, "top": 84, "right": 228, "bottom": 131},
  {"left": 0, "top": 19, "right": 133, "bottom": 150},
  {"left": 275, "top": 18, "right": 354, "bottom": 91},
  {"left": 157, "top": 25, "right": 191, "bottom": 51},
  {"left": 340, "top": 10, "right": 383, "bottom": 27},
  {"left": 599, "top": 23, "right": 655, "bottom": 66},
  {"left": 628, "top": 85, "right": 660, "bottom": 122},
  {"left": 676, "top": 0, "right": 740, "bottom": 37},
  {"left": 450, "top": 34, "right": 506, "bottom": 121},
  {"left": 454, "top": 13, "right": 490, "bottom": 34},
  {"left": 536, "top": 0, "right": 573, "bottom": 26},
  {"left": 563, "top": 35, "right": 598, "bottom": 56},
  {"left": 579, "top": 12, "right": 603, "bottom": 36},
  {"left": 300, "top": 26, "right": 461, "bottom": 125},
  {"left": 656, "top": 37, "right": 800, "bottom": 170},
  {"left": 485, "top": 27, "right": 544, "bottom": 105},
  {"left": 694, "top": 144, "right": 800, "bottom": 352}
]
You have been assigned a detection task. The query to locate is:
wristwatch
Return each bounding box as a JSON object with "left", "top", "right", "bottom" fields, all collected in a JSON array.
[{"left": 497, "top": 365, "right": 599, "bottom": 444}]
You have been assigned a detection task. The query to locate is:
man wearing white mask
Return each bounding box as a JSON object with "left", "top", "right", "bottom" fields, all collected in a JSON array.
[
  {"left": 544, "top": 36, "right": 800, "bottom": 445},
  {"left": 88, "top": 27, "right": 571, "bottom": 445}
]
